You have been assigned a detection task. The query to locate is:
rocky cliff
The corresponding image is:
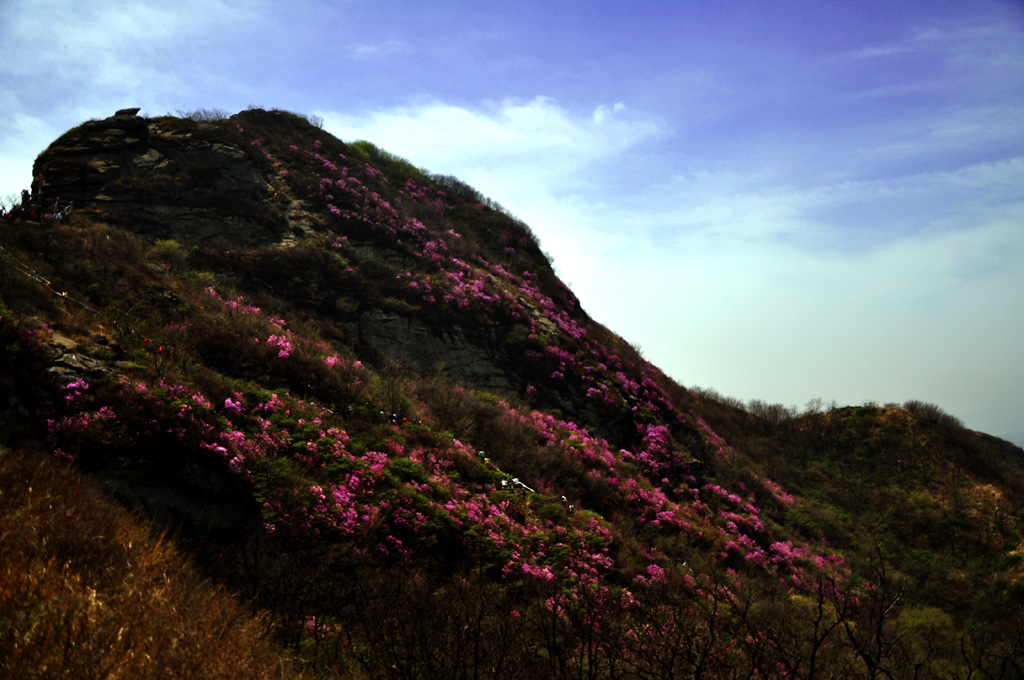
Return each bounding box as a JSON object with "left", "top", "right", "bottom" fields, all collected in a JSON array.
[
  {"left": 31, "top": 110, "right": 285, "bottom": 244},
  {"left": 29, "top": 109, "right": 586, "bottom": 411}
]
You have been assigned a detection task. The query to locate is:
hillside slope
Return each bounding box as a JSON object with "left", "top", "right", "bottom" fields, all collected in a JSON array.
[{"left": 2, "top": 107, "right": 1022, "bottom": 679}]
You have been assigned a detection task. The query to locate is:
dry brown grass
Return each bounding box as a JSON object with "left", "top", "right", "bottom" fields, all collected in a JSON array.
[{"left": 0, "top": 445, "right": 321, "bottom": 680}]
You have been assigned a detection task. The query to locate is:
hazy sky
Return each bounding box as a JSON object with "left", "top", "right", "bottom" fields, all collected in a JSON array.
[{"left": 2, "top": 0, "right": 1022, "bottom": 437}]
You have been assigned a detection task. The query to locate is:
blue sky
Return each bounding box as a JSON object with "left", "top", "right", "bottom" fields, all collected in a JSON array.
[{"left": 2, "top": 0, "right": 1023, "bottom": 438}]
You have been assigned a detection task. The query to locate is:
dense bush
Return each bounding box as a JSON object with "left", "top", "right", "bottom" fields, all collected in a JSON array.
[{"left": 903, "top": 398, "right": 964, "bottom": 429}]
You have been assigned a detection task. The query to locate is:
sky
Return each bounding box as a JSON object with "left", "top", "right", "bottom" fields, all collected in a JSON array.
[{"left": 1, "top": 0, "right": 1023, "bottom": 438}]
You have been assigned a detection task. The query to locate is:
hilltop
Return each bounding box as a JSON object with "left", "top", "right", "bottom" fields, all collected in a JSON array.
[{"left": 1, "top": 107, "right": 1022, "bottom": 679}]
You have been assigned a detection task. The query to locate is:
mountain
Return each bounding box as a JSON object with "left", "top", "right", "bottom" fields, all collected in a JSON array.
[{"left": 2, "top": 107, "right": 1022, "bottom": 679}]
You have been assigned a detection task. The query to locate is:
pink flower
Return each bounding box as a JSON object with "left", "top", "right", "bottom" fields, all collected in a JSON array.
[
  {"left": 266, "top": 334, "right": 293, "bottom": 358},
  {"left": 224, "top": 397, "right": 245, "bottom": 416}
]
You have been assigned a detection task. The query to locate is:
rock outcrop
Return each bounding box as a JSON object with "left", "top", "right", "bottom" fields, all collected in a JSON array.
[
  {"left": 31, "top": 113, "right": 283, "bottom": 244},
  {"left": 356, "top": 309, "right": 514, "bottom": 391},
  {"left": 28, "top": 111, "right": 531, "bottom": 399}
]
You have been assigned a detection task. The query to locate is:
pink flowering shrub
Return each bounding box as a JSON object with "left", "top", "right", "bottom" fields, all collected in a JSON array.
[{"left": 264, "top": 333, "right": 293, "bottom": 358}]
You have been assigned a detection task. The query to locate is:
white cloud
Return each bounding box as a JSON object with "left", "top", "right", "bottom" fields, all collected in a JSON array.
[
  {"left": 592, "top": 102, "right": 626, "bottom": 124},
  {"left": 837, "top": 20, "right": 1023, "bottom": 65},
  {"left": 1, "top": 0, "right": 256, "bottom": 96},
  {"left": 317, "top": 94, "right": 1023, "bottom": 435},
  {"left": 318, "top": 96, "right": 664, "bottom": 285},
  {"left": 319, "top": 95, "right": 660, "bottom": 224},
  {"left": 320, "top": 97, "right": 659, "bottom": 172},
  {"left": 0, "top": 0, "right": 267, "bottom": 196},
  {"left": 351, "top": 39, "right": 408, "bottom": 58}
]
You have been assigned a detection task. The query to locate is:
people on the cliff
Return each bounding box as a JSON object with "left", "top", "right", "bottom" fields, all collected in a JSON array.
[{"left": 32, "top": 198, "right": 73, "bottom": 224}]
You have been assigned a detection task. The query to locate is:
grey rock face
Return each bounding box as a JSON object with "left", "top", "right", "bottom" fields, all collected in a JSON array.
[
  {"left": 358, "top": 309, "right": 513, "bottom": 392},
  {"left": 31, "top": 115, "right": 280, "bottom": 245},
  {"left": 42, "top": 332, "right": 114, "bottom": 384}
]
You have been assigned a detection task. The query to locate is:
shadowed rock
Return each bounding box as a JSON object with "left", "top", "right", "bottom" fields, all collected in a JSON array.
[
  {"left": 31, "top": 114, "right": 283, "bottom": 245},
  {"left": 357, "top": 308, "right": 514, "bottom": 392}
]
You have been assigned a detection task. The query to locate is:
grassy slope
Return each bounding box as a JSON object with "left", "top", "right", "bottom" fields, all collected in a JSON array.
[{"left": 0, "top": 445, "right": 312, "bottom": 680}]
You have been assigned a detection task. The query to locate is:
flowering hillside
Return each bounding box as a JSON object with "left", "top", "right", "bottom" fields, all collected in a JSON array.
[{"left": 1, "top": 107, "right": 1022, "bottom": 679}]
